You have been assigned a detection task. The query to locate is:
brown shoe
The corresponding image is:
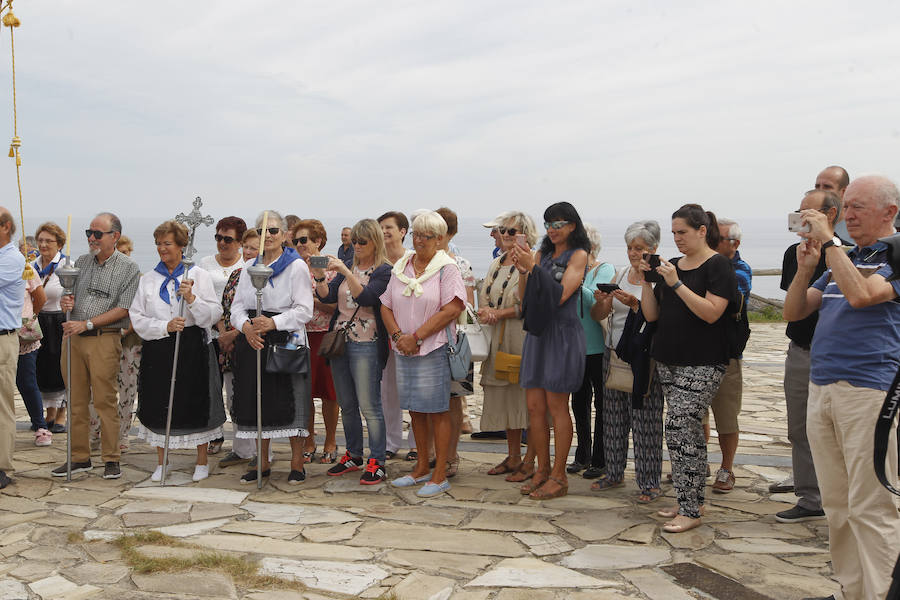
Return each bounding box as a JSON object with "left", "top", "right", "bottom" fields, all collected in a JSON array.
[{"left": 711, "top": 468, "right": 735, "bottom": 493}]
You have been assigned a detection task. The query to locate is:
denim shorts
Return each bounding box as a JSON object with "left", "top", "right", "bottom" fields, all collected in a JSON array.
[{"left": 395, "top": 344, "right": 450, "bottom": 414}]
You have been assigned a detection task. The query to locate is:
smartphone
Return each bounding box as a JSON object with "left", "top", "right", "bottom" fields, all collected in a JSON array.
[
  {"left": 515, "top": 233, "right": 528, "bottom": 248},
  {"left": 642, "top": 253, "right": 664, "bottom": 283},
  {"left": 788, "top": 212, "right": 810, "bottom": 233},
  {"left": 309, "top": 256, "right": 329, "bottom": 269},
  {"left": 596, "top": 283, "right": 620, "bottom": 293}
]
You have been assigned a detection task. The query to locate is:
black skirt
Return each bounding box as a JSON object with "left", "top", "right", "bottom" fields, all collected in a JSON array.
[
  {"left": 36, "top": 311, "right": 65, "bottom": 393},
  {"left": 136, "top": 326, "right": 226, "bottom": 434}
]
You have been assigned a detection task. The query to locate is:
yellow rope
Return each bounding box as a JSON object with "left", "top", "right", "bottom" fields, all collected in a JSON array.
[{"left": 2, "top": 1, "right": 24, "bottom": 247}]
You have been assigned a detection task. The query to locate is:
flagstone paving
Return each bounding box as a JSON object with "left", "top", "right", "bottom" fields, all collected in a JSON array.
[{"left": 0, "top": 323, "right": 845, "bottom": 598}]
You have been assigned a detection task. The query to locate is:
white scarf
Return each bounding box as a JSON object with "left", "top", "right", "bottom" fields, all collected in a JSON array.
[{"left": 392, "top": 249, "right": 457, "bottom": 297}]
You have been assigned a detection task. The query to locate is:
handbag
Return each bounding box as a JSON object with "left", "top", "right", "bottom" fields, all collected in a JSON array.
[
  {"left": 18, "top": 315, "right": 42, "bottom": 343},
  {"left": 605, "top": 350, "right": 634, "bottom": 393},
  {"left": 266, "top": 343, "right": 309, "bottom": 374},
  {"left": 461, "top": 306, "right": 491, "bottom": 362},
  {"left": 493, "top": 320, "right": 522, "bottom": 384},
  {"left": 318, "top": 306, "right": 360, "bottom": 360},
  {"left": 445, "top": 322, "right": 472, "bottom": 381}
]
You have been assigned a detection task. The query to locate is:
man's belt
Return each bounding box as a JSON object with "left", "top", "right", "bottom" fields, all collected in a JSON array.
[
  {"left": 79, "top": 328, "right": 121, "bottom": 337},
  {"left": 0, "top": 329, "right": 15, "bottom": 336}
]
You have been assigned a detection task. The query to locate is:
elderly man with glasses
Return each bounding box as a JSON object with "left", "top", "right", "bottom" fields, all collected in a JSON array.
[{"left": 51, "top": 212, "right": 140, "bottom": 480}]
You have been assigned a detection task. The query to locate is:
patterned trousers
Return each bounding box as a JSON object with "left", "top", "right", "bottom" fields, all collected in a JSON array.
[
  {"left": 90, "top": 344, "right": 142, "bottom": 450},
  {"left": 656, "top": 362, "right": 725, "bottom": 518}
]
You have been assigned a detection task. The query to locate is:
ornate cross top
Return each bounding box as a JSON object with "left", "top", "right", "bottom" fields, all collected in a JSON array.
[{"left": 175, "top": 196, "right": 214, "bottom": 262}]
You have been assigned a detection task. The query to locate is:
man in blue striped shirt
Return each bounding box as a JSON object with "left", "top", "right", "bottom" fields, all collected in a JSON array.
[{"left": 784, "top": 174, "right": 900, "bottom": 600}]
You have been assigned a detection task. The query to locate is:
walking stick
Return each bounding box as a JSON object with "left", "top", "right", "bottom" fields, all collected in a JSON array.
[
  {"left": 161, "top": 197, "right": 212, "bottom": 485},
  {"left": 55, "top": 254, "right": 79, "bottom": 483}
]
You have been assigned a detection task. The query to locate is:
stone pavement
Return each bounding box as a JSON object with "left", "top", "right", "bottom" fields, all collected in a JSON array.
[{"left": 0, "top": 322, "right": 842, "bottom": 599}]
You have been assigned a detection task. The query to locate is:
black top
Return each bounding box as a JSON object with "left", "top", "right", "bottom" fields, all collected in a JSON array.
[
  {"left": 780, "top": 243, "right": 827, "bottom": 348},
  {"left": 651, "top": 253, "right": 737, "bottom": 366}
]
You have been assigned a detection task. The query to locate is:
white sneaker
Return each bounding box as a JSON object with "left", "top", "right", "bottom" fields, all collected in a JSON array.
[
  {"left": 150, "top": 465, "right": 163, "bottom": 482},
  {"left": 192, "top": 464, "right": 209, "bottom": 482},
  {"left": 34, "top": 428, "right": 52, "bottom": 447}
]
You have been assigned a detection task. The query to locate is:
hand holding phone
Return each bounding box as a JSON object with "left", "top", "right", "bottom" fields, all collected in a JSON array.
[
  {"left": 596, "top": 283, "right": 620, "bottom": 293},
  {"left": 309, "top": 256, "right": 329, "bottom": 269},
  {"left": 642, "top": 253, "right": 664, "bottom": 283},
  {"left": 788, "top": 212, "right": 810, "bottom": 233},
  {"left": 515, "top": 233, "right": 528, "bottom": 249}
]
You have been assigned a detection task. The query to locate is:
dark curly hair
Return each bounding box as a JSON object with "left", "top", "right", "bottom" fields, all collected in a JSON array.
[
  {"left": 538, "top": 202, "right": 591, "bottom": 257},
  {"left": 671, "top": 203, "right": 720, "bottom": 249}
]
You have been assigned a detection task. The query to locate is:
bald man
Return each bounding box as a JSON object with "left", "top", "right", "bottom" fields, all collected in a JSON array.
[{"left": 0, "top": 207, "right": 25, "bottom": 488}]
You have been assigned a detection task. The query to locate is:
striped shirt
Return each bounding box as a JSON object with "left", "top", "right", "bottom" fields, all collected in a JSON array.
[
  {"left": 70, "top": 250, "right": 141, "bottom": 329},
  {"left": 810, "top": 242, "right": 900, "bottom": 390}
]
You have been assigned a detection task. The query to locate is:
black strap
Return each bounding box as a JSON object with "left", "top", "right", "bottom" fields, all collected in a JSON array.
[
  {"left": 340, "top": 305, "right": 361, "bottom": 332},
  {"left": 874, "top": 366, "right": 900, "bottom": 496}
]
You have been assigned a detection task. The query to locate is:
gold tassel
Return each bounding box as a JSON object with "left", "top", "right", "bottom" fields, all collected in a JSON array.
[
  {"left": 21, "top": 263, "right": 33, "bottom": 280},
  {"left": 2, "top": 11, "right": 20, "bottom": 28},
  {"left": 8, "top": 136, "right": 20, "bottom": 161}
]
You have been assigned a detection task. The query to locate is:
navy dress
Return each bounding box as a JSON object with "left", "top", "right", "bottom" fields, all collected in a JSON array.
[{"left": 520, "top": 249, "right": 586, "bottom": 393}]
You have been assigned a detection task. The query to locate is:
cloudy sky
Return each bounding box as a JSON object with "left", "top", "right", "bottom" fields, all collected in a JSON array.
[{"left": 2, "top": 1, "right": 899, "bottom": 224}]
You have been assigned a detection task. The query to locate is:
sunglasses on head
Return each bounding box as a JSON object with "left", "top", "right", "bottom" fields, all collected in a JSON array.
[
  {"left": 498, "top": 227, "right": 519, "bottom": 236},
  {"left": 544, "top": 220, "right": 570, "bottom": 230},
  {"left": 292, "top": 236, "right": 310, "bottom": 246},
  {"left": 85, "top": 229, "right": 114, "bottom": 240},
  {"left": 351, "top": 238, "right": 368, "bottom": 246},
  {"left": 214, "top": 234, "right": 236, "bottom": 244},
  {"left": 256, "top": 227, "right": 280, "bottom": 236}
]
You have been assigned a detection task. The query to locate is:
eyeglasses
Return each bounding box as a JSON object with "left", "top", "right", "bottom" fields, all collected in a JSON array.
[
  {"left": 412, "top": 232, "right": 436, "bottom": 240},
  {"left": 85, "top": 229, "right": 114, "bottom": 240},
  {"left": 351, "top": 238, "right": 368, "bottom": 246},
  {"left": 544, "top": 221, "right": 570, "bottom": 230},
  {"left": 292, "top": 236, "right": 309, "bottom": 246},
  {"left": 155, "top": 241, "right": 177, "bottom": 248},
  {"left": 36, "top": 238, "right": 57, "bottom": 246},
  {"left": 498, "top": 227, "right": 519, "bottom": 236},
  {"left": 214, "top": 234, "right": 236, "bottom": 244},
  {"left": 256, "top": 227, "right": 280, "bottom": 236}
]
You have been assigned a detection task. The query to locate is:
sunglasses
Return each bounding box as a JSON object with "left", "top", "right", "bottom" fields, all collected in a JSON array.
[
  {"left": 292, "top": 236, "right": 310, "bottom": 246},
  {"left": 351, "top": 238, "right": 368, "bottom": 246},
  {"left": 544, "top": 220, "right": 570, "bottom": 230},
  {"left": 214, "top": 234, "right": 236, "bottom": 244},
  {"left": 256, "top": 227, "right": 280, "bottom": 236},
  {"left": 498, "top": 227, "right": 519, "bottom": 236},
  {"left": 412, "top": 232, "right": 436, "bottom": 240},
  {"left": 85, "top": 229, "right": 114, "bottom": 240}
]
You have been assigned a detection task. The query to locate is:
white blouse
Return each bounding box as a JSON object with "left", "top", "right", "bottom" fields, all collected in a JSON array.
[
  {"left": 230, "top": 256, "right": 314, "bottom": 344},
  {"left": 32, "top": 252, "right": 65, "bottom": 312},
  {"left": 198, "top": 254, "right": 244, "bottom": 300},
  {"left": 129, "top": 265, "right": 222, "bottom": 341}
]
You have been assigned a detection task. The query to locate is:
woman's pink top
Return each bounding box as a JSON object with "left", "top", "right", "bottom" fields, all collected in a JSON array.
[{"left": 380, "top": 260, "right": 466, "bottom": 356}]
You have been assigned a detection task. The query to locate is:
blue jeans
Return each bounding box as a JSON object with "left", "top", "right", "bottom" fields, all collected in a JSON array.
[
  {"left": 17, "top": 349, "right": 47, "bottom": 430},
  {"left": 330, "top": 341, "right": 386, "bottom": 462}
]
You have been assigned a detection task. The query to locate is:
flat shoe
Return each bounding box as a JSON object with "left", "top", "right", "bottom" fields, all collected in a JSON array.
[
  {"left": 506, "top": 462, "right": 535, "bottom": 483},
  {"left": 636, "top": 488, "right": 662, "bottom": 504},
  {"left": 404, "top": 450, "right": 418, "bottom": 461},
  {"left": 416, "top": 480, "right": 451, "bottom": 498},
  {"left": 240, "top": 468, "right": 271, "bottom": 484},
  {"left": 566, "top": 461, "right": 584, "bottom": 474},
  {"left": 591, "top": 477, "right": 624, "bottom": 491},
  {"left": 390, "top": 473, "right": 431, "bottom": 488},
  {"left": 529, "top": 476, "right": 568, "bottom": 500},
  {"left": 192, "top": 464, "right": 209, "bottom": 482}
]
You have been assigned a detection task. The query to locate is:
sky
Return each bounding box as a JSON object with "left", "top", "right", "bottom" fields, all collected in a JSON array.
[{"left": 1, "top": 1, "right": 899, "bottom": 225}]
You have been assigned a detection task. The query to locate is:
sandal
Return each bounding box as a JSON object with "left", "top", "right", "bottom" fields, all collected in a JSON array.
[
  {"left": 529, "top": 475, "right": 568, "bottom": 500},
  {"left": 520, "top": 472, "right": 548, "bottom": 495},
  {"left": 404, "top": 450, "right": 418, "bottom": 462},
  {"left": 303, "top": 446, "right": 317, "bottom": 464},
  {"left": 506, "top": 462, "right": 535, "bottom": 483},
  {"left": 591, "top": 477, "right": 624, "bottom": 491},
  {"left": 487, "top": 456, "right": 520, "bottom": 476},
  {"left": 636, "top": 488, "right": 661, "bottom": 504},
  {"left": 319, "top": 449, "right": 337, "bottom": 464},
  {"left": 446, "top": 457, "right": 460, "bottom": 479}
]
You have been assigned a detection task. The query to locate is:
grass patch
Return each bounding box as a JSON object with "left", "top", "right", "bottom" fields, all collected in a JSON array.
[
  {"left": 748, "top": 305, "right": 782, "bottom": 322},
  {"left": 110, "top": 531, "right": 307, "bottom": 591}
]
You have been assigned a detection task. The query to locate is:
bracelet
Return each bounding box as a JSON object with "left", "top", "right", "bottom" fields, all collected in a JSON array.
[
  {"left": 391, "top": 330, "right": 402, "bottom": 342},
  {"left": 671, "top": 280, "right": 684, "bottom": 290},
  {"left": 314, "top": 276, "right": 326, "bottom": 283}
]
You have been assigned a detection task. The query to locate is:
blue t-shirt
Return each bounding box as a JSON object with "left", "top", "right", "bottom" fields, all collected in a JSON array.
[
  {"left": 732, "top": 250, "right": 752, "bottom": 297},
  {"left": 579, "top": 262, "right": 616, "bottom": 355},
  {"left": 0, "top": 242, "right": 24, "bottom": 330},
  {"left": 810, "top": 242, "right": 900, "bottom": 391}
]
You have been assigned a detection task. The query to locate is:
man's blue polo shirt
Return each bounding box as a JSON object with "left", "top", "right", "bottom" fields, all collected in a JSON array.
[{"left": 810, "top": 241, "right": 900, "bottom": 391}]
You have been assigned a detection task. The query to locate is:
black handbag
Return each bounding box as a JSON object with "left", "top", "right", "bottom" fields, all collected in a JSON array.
[
  {"left": 266, "top": 343, "right": 309, "bottom": 375},
  {"left": 318, "top": 306, "right": 360, "bottom": 359}
]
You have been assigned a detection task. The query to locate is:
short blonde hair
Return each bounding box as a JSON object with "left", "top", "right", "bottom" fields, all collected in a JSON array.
[
  {"left": 153, "top": 221, "right": 189, "bottom": 247},
  {"left": 350, "top": 219, "right": 390, "bottom": 268},
  {"left": 116, "top": 235, "right": 133, "bottom": 254},
  {"left": 500, "top": 212, "right": 539, "bottom": 248},
  {"left": 583, "top": 223, "right": 602, "bottom": 257},
  {"left": 411, "top": 211, "right": 447, "bottom": 238}
]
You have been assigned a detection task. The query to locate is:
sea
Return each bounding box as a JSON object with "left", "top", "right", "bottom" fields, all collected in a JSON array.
[{"left": 26, "top": 215, "right": 801, "bottom": 301}]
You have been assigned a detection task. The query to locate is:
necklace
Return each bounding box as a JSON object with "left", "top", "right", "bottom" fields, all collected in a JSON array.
[
  {"left": 485, "top": 255, "right": 516, "bottom": 308},
  {"left": 412, "top": 255, "right": 427, "bottom": 278}
]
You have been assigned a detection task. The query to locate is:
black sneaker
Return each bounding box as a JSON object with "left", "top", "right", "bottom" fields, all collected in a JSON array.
[
  {"left": 51, "top": 461, "right": 93, "bottom": 477},
  {"left": 582, "top": 465, "right": 607, "bottom": 479},
  {"left": 288, "top": 469, "right": 306, "bottom": 485},
  {"left": 775, "top": 504, "right": 826, "bottom": 523},
  {"left": 359, "top": 459, "right": 386, "bottom": 485},
  {"left": 327, "top": 452, "right": 363, "bottom": 476},
  {"left": 102, "top": 462, "right": 122, "bottom": 479},
  {"left": 0, "top": 470, "right": 12, "bottom": 489},
  {"left": 240, "top": 468, "right": 271, "bottom": 484}
]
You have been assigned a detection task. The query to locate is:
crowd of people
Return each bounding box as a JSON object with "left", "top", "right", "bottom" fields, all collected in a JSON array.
[{"left": 0, "top": 164, "right": 898, "bottom": 599}]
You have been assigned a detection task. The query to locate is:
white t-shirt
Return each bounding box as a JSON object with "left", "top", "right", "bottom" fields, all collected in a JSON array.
[
  {"left": 198, "top": 254, "right": 244, "bottom": 301},
  {"left": 609, "top": 266, "right": 646, "bottom": 349}
]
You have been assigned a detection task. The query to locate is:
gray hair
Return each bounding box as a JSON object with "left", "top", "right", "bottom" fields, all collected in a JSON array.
[
  {"left": 717, "top": 218, "right": 741, "bottom": 242},
  {"left": 412, "top": 210, "right": 448, "bottom": 237},
  {"left": 624, "top": 220, "right": 661, "bottom": 248},
  {"left": 804, "top": 189, "right": 843, "bottom": 224},
  {"left": 848, "top": 175, "right": 900, "bottom": 210},
  {"left": 500, "top": 211, "right": 539, "bottom": 247},
  {"left": 583, "top": 223, "right": 602, "bottom": 257},
  {"left": 96, "top": 212, "right": 122, "bottom": 233},
  {"left": 255, "top": 210, "right": 286, "bottom": 231}
]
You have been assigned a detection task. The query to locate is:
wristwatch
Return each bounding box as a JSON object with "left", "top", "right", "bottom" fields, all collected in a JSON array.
[
  {"left": 413, "top": 332, "right": 423, "bottom": 347},
  {"left": 822, "top": 236, "right": 842, "bottom": 251},
  {"left": 85, "top": 320, "right": 94, "bottom": 331}
]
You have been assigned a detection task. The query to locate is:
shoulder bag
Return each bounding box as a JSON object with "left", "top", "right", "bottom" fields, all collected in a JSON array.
[
  {"left": 460, "top": 305, "right": 491, "bottom": 362},
  {"left": 493, "top": 319, "right": 522, "bottom": 384},
  {"left": 318, "top": 305, "right": 360, "bottom": 359},
  {"left": 604, "top": 267, "right": 634, "bottom": 393}
]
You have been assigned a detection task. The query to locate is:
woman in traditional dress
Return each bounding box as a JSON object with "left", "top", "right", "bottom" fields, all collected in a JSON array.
[
  {"left": 130, "top": 221, "right": 226, "bottom": 482},
  {"left": 33, "top": 222, "right": 68, "bottom": 433},
  {"left": 230, "top": 211, "right": 314, "bottom": 485}
]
